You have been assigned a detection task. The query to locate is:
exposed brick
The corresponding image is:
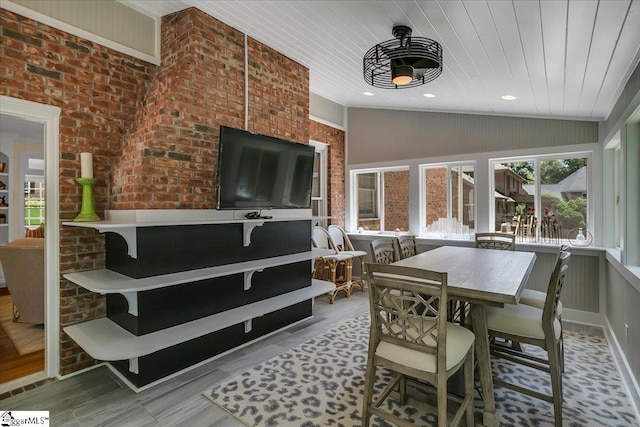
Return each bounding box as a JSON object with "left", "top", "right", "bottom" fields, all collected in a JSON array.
[
  {"left": 2, "top": 27, "right": 41, "bottom": 47},
  {"left": 25, "top": 64, "right": 61, "bottom": 80}
]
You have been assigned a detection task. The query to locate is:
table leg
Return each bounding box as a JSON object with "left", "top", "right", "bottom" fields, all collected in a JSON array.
[{"left": 470, "top": 303, "right": 499, "bottom": 427}]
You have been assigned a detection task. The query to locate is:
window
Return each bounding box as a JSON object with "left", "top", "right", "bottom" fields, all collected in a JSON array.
[
  {"left": 24, "top": 175, "right": 45, "bottom": 227},
  {"left": 421, "top": 163, "right": 475, "bottom": 238},
  {"left": 358, "top": 173, "right": 378, "bottom": 220},
  {"left": 309, "top": 141, "right": 327, "bottom": 226},
  {"left": 352, "top": 167, "right": 410, "bottom": 231},
  {"left": 493, "top": 155, "right": 590, "bottom": 244}
]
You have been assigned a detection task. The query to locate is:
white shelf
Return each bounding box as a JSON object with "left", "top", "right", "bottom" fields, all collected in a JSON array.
[
  {"left": 64, "top": 248, "right": 333, "bottom": 294},
  {"left": 62, "top": 215, "right": 313, "bottom": 258},
  {"left": 63, "top": 279, "right": 334, "bottom": 362}
]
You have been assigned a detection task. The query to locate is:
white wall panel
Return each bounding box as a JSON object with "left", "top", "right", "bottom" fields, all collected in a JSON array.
[
  {"left": 9, "top": 0, "right": 157, "bottom": 58},
  {"left": 347, "top": 107, "right": 598, "bottom": 165}
]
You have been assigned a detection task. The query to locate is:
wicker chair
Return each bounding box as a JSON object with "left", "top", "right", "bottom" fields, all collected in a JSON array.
[
  {"left": 327, "top": 224, "right": 367, "bottom": 293},
  {"left": 312, "top": 226, "right": 354, "bottom": 303},
  {"left": 363, "top": 263, "right": 475, "bottom": 427}
]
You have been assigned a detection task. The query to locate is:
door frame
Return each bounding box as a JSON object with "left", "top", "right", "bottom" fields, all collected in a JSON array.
[{"left": 0, "top": 95, "right": 61, "bottom": 386}]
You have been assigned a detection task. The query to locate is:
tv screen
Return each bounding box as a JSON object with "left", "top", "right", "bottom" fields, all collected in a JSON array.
[{"left": 217, "top": 126, "right": 315, "bottom": 210}]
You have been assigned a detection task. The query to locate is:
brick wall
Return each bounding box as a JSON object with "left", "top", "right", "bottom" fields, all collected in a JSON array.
[
  {"left": 0, "top": 7, "right": 312, "bottom": 375},
  {"left": 384, "top": 170, "right": 409, "bottom": 231},
  {"left": 309, "top": 120, "right": 345, "bottom": 226},
  {"left": 112, "top": 8, "right": 309, "bottom": 209},
  {"left": 425, "top": 167, "right": 448, "bottom": 225},
  {"left": 0, "top": 8, "right": 156, "bottom": 373}
]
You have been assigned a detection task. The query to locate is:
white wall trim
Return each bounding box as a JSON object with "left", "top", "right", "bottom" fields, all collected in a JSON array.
[
  {"left": 1, "top": 0, "right": 160, "bottom": 65},
  {"left": 604, "top": 317, "right": 640, "bottom": 419},
  {"left": 309, "top": 115, "right": 345, "bottom": 131},
  {"left": 0, "top": 95, "right": 61, "bottom": 383}
]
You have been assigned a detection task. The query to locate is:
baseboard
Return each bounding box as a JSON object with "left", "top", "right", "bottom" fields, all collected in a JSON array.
[
  {"left": 0, "top": 371, "right": 47, "bottom": 394},
  {"left": 562, "top": 308, "right": 604, "bottom": 326},
  {"left": 603, "top": 318, "right": 640, "bottom": 420}
]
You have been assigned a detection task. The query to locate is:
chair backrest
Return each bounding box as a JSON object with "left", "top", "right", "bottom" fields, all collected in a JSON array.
[
  {"left": 312, "top": 226, "right": 337, "bottom": 252},
  {"left": 397, "top": 235, "right": 418, "bottom": 259},
  {"left": 474, "top": 232, "right": 516, "bottom": 250},
  {"left": 369, "top": 238, "right": 399, "bottom": 264},
  {"left": 327, "top": 224, "right": 353, "bottom": 251},
  {"left": 543, "top": 251, "right": 571, "bottom": 324},
  {"left": 365, "top": 263, "right": 448, "bottom": 370}
]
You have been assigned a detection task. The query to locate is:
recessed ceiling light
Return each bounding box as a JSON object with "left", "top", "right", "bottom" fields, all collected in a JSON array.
[
  {"left": 501, "top": 94, "right": 517, "bottom": 100},
  {"left": 423, "top": 93, "right": 436, "bottom": 98},
  {"left": 363, "top": 91, "right": 374, "bottom": 96}
]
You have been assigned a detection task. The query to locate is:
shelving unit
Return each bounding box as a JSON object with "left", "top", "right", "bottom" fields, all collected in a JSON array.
[{"left": 62, "top": 210, "right": 333, "bottom": 390}]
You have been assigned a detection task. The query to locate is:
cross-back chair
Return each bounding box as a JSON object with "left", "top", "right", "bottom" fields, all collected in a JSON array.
[
  {"left": 327, "top": 224, "right": 367, "bottom": 293},
  {"left": 396, "top": 234, "right": 418, "bottom": 259},
  {"left": 311, "top": 226, "right": 354, "bottom": 303},
  {"left": 453, "top": 231, "right": 516, "bottom": 323},
  {"left": 518, "top": 244, "right": 570, "bottom": 370},
  {"left": 474, "top": 232, "right": 516, "bottom": 250},
  {"left": 486, "top": 251, "right": 571, "bottom": 427},
  {"left": 369, "top": 238, "right": 400, "bottom": 265},
  {"left": 363, "top": 263, "right": 475, "bottom": 427}
]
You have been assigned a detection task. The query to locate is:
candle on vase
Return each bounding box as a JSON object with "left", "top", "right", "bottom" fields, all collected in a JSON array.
[{"left": 80, "top": 152, "right": 93, "bottom": 178}]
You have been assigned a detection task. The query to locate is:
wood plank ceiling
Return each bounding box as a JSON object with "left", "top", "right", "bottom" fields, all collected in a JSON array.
[{"left": 127, "top": 0, "right": 640, "bottom": 121}]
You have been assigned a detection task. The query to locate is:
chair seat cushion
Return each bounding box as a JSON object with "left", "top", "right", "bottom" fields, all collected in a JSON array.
[
  {"left": 375, "top": 322, "right": 474, "bottom": 374},
  {"left": 486, "top": 304, "right": 561, "bottom": 341},
  {"left": 342, "top": 250, "right": 367, "bottom": 258},
  {"left": 519, "top": 289, "right": 563, "bottom": 315},
  {"left": 321, "top": 253, "right": 354, "bottom": 262}
]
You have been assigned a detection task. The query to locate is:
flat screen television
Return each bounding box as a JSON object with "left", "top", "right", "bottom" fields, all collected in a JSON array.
[{"left": 216, "top": 126, "right": 315, "bottom": 210}]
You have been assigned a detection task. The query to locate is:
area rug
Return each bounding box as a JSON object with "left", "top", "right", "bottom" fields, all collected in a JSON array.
[
  {"left": 204, "top": 313, "right": 639, "bottom": 427},
  {"left": 0, "top": 295, "right": 44, "bottom": 356}
]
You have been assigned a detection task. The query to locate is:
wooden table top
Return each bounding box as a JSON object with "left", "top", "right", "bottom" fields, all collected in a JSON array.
[{"left": 392, "top": 246, "right": 537, "bottom": 306}]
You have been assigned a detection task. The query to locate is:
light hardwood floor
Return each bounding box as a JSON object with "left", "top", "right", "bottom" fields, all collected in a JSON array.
[{"left": 0, "top": 291, "right": 370, "bottom": 426}]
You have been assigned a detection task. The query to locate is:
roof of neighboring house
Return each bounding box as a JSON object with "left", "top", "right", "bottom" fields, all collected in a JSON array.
[{"left": 522, "top": 166, "right": 587, "bottom": 200}]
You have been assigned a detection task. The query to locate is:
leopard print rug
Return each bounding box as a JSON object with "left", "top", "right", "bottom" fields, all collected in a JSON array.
[{"left": 205, "top": 313, "right": 638, "bottom": 426}]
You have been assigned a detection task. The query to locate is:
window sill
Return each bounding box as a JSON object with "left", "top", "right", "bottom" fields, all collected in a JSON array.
[{"left": 605, "top": 249, "right": 640, "bottom": 293}]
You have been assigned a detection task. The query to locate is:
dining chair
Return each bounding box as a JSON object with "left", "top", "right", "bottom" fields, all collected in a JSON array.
[
  {"left": 457, "top": 231, "right": 516, "bottom": 323},
  {"left": 518, "top": 244, "right": 570, "bottom": 371},
  {"left": 369, "top": 237, "right": 400, "bottom": 265},
  {"left": 363, "top": 263, "right": 475, "bottom": 427},
  {"left": 486, "top": 251, "right": 571, "bottom": 427},
  {"left": 474, "top": 232, "right": 516, "bottom": 250},
  {"left": 311, "top": 226, "right": 354, "bottom": 303},
  {"left": 396, "top": 234, "right": 418, "bottom": 259},
  {"left": 327, "top": 224, "right": 367, "bottom": 293}
]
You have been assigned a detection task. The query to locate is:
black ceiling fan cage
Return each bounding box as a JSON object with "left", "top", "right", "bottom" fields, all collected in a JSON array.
[{"left": 363, "top": 25, "right": 443, "bottom": 89}]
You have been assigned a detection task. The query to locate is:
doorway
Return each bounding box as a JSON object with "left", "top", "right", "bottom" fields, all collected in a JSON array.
[{"left": 0, "top": 96, "right": 60, "bottom": 392}]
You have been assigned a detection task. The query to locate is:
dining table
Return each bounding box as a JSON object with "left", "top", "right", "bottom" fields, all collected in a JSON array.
[{"left": 392, "top": 245, "right": 537, "bottom": 427}]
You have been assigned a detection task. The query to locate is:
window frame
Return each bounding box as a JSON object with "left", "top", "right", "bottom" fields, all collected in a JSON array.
[
  {"left": 349, "top": 165, "right": 409, "bottom": 232},
  {"left": 309, "top": 140, "right": 328, "bottom": 226},
  {"left": 489, "top": 152, "right": 593, "bottom": 244},
  {"left": 419, "top": 161, "right": 476, "bottom": 238}
]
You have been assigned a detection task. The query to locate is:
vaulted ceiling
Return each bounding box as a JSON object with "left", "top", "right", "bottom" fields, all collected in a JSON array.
[{"left": 127, "top": 0, "right": 640, "bottom": 121}]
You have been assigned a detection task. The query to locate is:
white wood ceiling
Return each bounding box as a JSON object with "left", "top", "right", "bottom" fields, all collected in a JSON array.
[{"left": 126, "top": 0, "right": 640, "bottom": 121}]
